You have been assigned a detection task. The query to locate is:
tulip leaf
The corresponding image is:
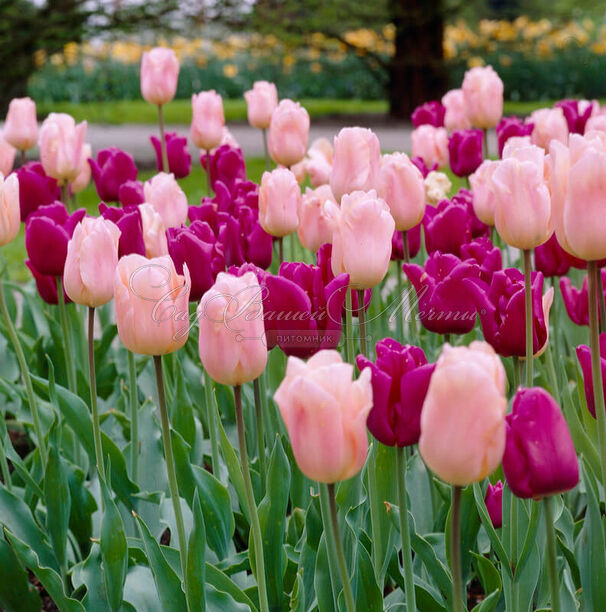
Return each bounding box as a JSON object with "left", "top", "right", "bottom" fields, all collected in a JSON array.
[
  {"left": 470, "top": 551, "right": 501, "bottom": 599},
  {"left": 314, "top": 534, "right": 336, "bottom": 612},
  {"left": 185, "top": 489, "right": 206, "bottom": 612},
  {"left": 289, "top": 569, "right": 305, "bottom": 612},
  {"left": 514, "top": 498, "right": 541, "bottom": 581},
  {"left": 0, "top": 536, "right": 41, "bottom": 612},
  {"left": 351, "top": 538, "right": 382, "bottom": 612},
  {"left": 471, "top": 588, "right": 500, "bottom": 612}
]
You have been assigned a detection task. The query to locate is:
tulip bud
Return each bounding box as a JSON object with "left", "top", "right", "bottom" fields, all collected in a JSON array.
[
  {"left": 484, "top": 481, "right": 503, "bottom": 528},
  {"left": 419, "top": 342, "right": 507, "bottom": 486},
  {"left": 89, "top": 147, "right": 138, "bottom": 203},
  {"left": 496, "top": 117, "right": 534, "bottom": 157},
  {"left": 424, "top": 170, "right": 451, "bottom": 206},
  {"left": 411, "top": 101, "right": 445, "bottom": 128},
  {"left": 529, "top": 108, "right": 568, "bottom": 149},
  {"left": 535, "top": 233, "right": 572, "bottom": 277},
  {"left": 0, "top": 173, "right": 20, "bottom": 247},
  {"left": 297, "top": 184, "right": 335, "bottom": 252},
  {"left": 448, "top": 129, "right": 484, "bottom": 177},
  {"left": 99, "top": 203, "right": 145, "bottom": 258},
  {"left": 462, "top": 65, "right": 504, "bottom": 129},
  {"left": 268, "top": 99, "right": 310, "bottom": 167},
  {"left": 503, "top": 387, "right": 579, "bottom": 499},
  {"left": 197, "top": 271, "right": 267, "bottom": 386},
  {"left": 139, "top": 203, "right": 168, "bottom": 258},
  {"left": 275, "top": 350, "right": 372, "bottom": 483},
  {"left": 119, "top": 180, "right": 145, "bottom": 207},
  {"left": 0, "top": 133, "right": 15, "bottom": 176},
  {"left": 201, "top": 144, "right": 246, "bottom": 194},
  {"left": 442, "top": 89, "right": 471, "bottom": 131},
  {"left": 469, "top": 160, "right": 498, "bottom": 225},
  {"left": 140, "top": 47, "right": 179, "bottom": 106},
  {"left": 258, "top": 168, "right": 300, "bottom": 237},
  {"left": 71, "top": 143, "right": 92, "bottom": 194},
  {"left": 577, "top": 333, "right": 606, "bottom": 418},
  {"left": 411, "top": 125, "right": 449, "bottom": 169},
  {"left": 15, "top": 162, "right": 60, "bottom": 221},
  {"left": 3, "top": 97, "right": 38, "bottom": 151},
  {"left": 244, "top": 81, "right": 278, "bottom": 129},
  {"left": 190, "top": 91, "right": 225, "bottom": 151},
  {"left": 151, "top": 132, "right": 191, "bottom": 178},
  {"left": 555, "top": 99, "right": 597, "bottom": 135},
  {"left": 114, "top": 254, "right": 190, "bottom": 355},
  {"left": 144, "top": 172, "right": 188, "bottom": 229}
]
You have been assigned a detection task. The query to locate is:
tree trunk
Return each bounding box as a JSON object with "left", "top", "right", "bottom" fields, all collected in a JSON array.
[{"left": 388, "top": 0, "right": 446, "bottom": 119}]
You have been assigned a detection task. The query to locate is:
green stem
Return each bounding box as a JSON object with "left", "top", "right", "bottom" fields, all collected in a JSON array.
[
  {"left": 587, "top": 261, "right": 606, "bottom": 497},
  {"left": 598, "top": 268, "right": 606, "bottom": 335},
  {"left": 57, "top": 277, "right": 76, "bottom": 393},
  {"left": 545, "top": 341, "right": 560, "bottom": 399},
  {"left": 396, "top": 446, "right": 416, "bottom": 611},
  {"left": 277, "top": 237, "right": 284, "bottom": 266},
  {"left": 357, "top": 289, "right": 368, "bottom": 358},
  {"left": 402, "top": 230, "right": 410, "bottom": 264},
  {"left": 290, "top": 232, "right": 296, "bottom": 262},
  {"left": 483, "top": 128, "right": 489, "bottom": 159},
  {"left": 327, "top": 483, "right": 356, "bottom": 612},
  {"left": 153, "top": 355, "right": 188, "bottom": 597},
  {"left": 523, "top": 249, "right": 533, "bottom": 387},
  {"left": 368, "top": 441, "right": 383, "bottom": 583},
  {"left": 88, "top": 307, "right": 105, "bottom": 482},
  {"left": 60, "top": 183, "right": 70, "bottom": 211},
  {"left": 396, "top": 262, "right": 404, "bottom": 341},
  {"left": 253, "top": 377, "right": 266, "bottom": 494},
  {"left": 127, "top": 350, "right": 138, "bottom": 485},
  {"left": 262, "top": 128, "right": 270, "bottom": 171},
  {"left": 344, "top": 289, "right": 354, "bottom": 364},
  {"left": 203, "top": 369, "right": 221, "bottom": 477},
  {"left": 234, "top": 385, "right": 269, "bottom": 612},
  {"left": 0, "top": 432, "right": 11, "bottom": 491},
  {"left": 543, "top": 497, "right": 561, "bottom": 612},
  {"left": 450, "top": 485, "right": 464, "bottom": 612},
  {"left": 319, "top": 483, "right": 341, "bottom": 610},
  {"left": 157, "top": 104, "right": 168, "bottom": 173},
  {"left": 510, "top": 494, "right": 519, "bottom": 611},
  {"left": 0, "top": 279, "right": 46, "bottom": 465},
  {"left": 20, "top": 149, "right": 26, "bottom": 166},
  {"left": 205, "top": 150, "right": 212, "bottom": 196}
]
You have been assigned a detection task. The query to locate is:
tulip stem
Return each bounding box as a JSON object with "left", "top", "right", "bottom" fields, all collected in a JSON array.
[
  {"left": 60, "top": 183, "right": 70, "bottom": 210},
  {"left": 0, "top": 279, "right": 47, "bottom": 467},
  {"left": 0, "top": 426, "right": 11, "bottom": 491},
  {"left": 88, "top": 307, "right": 105, "bottom": 484},
  {"left": 396, "top": 446, "right": 416, "bottom": 612},
  {"left": 510, "top": 494, "right": 519, "bottom": 611},
  {"left": 319, "top": 483, "right": 341, "bottom": 609},
  {"left": 450, "top": 485, "right": 465, "bottom": 612},
  {"left": 153, "top": 355, "right": 189, "bottom": 599},
  {"left": 234, "top": 385, "right": 269, "bottom": 612},
  {"left": 327, "top": 482, "right": 356, "bottom": 612},
  {"left": 277, "top": 237, "right": 284, "bottom": 265},
  {"left": 56, "top": 277, "right": 77, "bottom": 393},
  {"left": 253, "top": 377, "right": 266, "bottom": 494},
  {"left": 368, "top": 441, "right": 383, "bottom": 584},
  {"left": 205, "top": 150, "right": 212, "bottom": 195},
  {"left": 20, "top": 149, "right": 26, "bottom": 166},
  {"left": 543, "top": 497, "right": 561, "bottom": 612},
  {"left": 157, "top": 104, "right": 168, "bottom": 173},
  {"left": 261, "top": 128, "right": 270, "bottom": 171},
  {"left": 344, "top": 289, "right": 354, "bottom": 364},
  {"left": 357, "top": 289, "right": 368, "bottom": 357},
  {"left": 127, "top": 350, "right": 139, "bottom": 486},
  {"left": 523, "top": 249, "right": 533, "bottom": 387},
  {"left": 396, "top": 263, "right": 404, "bottom": 341},
  {"left": 203, "top": 369, "right": 221, "bottom": 478},
  {"left": 587, "top": 261, "right": 606, "bottom": 497},
  {"left": 598, "top": 268, "right": 606, "bottom": 335},
  {"left": 483, "top": 129, "right": 489, "bottom": 159}
]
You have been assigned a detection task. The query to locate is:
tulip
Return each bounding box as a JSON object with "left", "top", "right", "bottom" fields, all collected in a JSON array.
[
  {"left": 452, "top": 188, "right": 491, "bottom": 239},
  {"left": 503, "top": 387, "right": 579, "bottom": 499},
  {"left": 114, "top": 254, "right": 190, "bottom": 355},
  {"left": 555, "top": 99, "right": 597, "bottom": 134},
  {"left": 144, "top": 172, "right": 188, "bottom": 229},
  {"left": 0, "top": 173, "right": 20, "bottom": 246},
  {"left": 64, "top": 217, "right": 121, "bottom": 307},
  {"left": 3, "top": 97, "right": 38, "bottom": 152},
  {"left": 298, "top": 184, "right": 335, "bottom": 252},
  {"left": 99, "top": 202, "right": 146, "bottom": 258},
  {"left": 26, "top": 260, "right": 69, "bottom": 305},
  {"left": 411, "top": 125, "right": 449, "bottom": 168},
  {"left": 419, "top": 341, "right": 507, "bottom": 486},
  {"left": 275, "top": 349, "right": 372, "bottom": 483},
  {"left": 151, "top": 132, "right": 191, "bottom": 179},
  {"left": 0, "top": 134, "right": 15, "bottom": 176},
  {"left": 15, "top": 162, "right": 60, "bottom": 221},
  {"left": 244, "top": 81, "right": 278, "bottom": 129},
  {"left": 119, "top": 180, "right": 145, "bottom": 207},
  {"left": 560, "top": 270, "right": 606, "bottom": 327},
  {"left": 404, "top": 252, "right": 481, "bottom": 335},
  {"left": 442, "top": 89, "right": 471, "bottom": 131},
  {"left": 585, "top": 114, "right": 606, "bottom": 133},
  {"left": 200, "top": 144, "right": 246, "bottom": 194},
  {"left": 528, "top": 108, "right": 568, "bottom": 149},
  {"left": 577, "top": 334, "right": 606, "bottom": 418},
  {"left": 411, "top": 101, "right": 445, "bottom": 128},
  {"left": 465, "top": 268, "right": 554, "bottom": 358},
  {"left": 190, "top": 91, "right": 225, "bottom": 152},
  {"left": 411, "top": 156, "right": 437, "bottom": 178},
  {"left": 484, "top": 481, "right": 503, "bottom": 528},
  {"left": 25, "top": 202, "right": 86, "bottom": 276},
  {"left": 258, "top": 168, "right": 300, "bottom": 237},
  {"left": 496, "top": 117, "right": 534, "bottom": 157},
  {"left": 378, "top": 152, "right": 426, "bottom": 231},
  {"left": 469, "top": 160, "right": 498, "bottom": 225},
  {"left": 140, "top": 47, "right": 179, "bottom": 106},
  {"left": 88, "top": 147, "right": 138, "bottom": 203},
  {"left": 462, "top": 65, "right": 504, "bottom": 129},
  {"left": 167, "top": 221, "right": 225, "bottom": 301},
  {"left": 305, "top": 138, "right": 333, "bottom": 187},
  {"left": 356, "top": 339, "right": 435, "bottom": 447},
  {"left": 325, "top": 189, "right": 395, "bottom": 289},
  {"left": 460, "top": 237, "right": 502, "bottom": 284},
  {"left": 423, "top": 198, "right": 472, "bottom": 257},
  {"left": 197, "top": 271, "right": 267, "bottom": 385},
  {"left": 424, "top": 170, "right": 451, "bottom": 206},
  {"left": 391, "top": 224, "right": 421, "bottom": 261},
  {"left": 535, "top": 233, "right": 572, "bottom": 277},
  {"left": 268, "top": 99, "right": 310, "bottom": 167},
  {"left": 38, "top": 113, "right": 87, "bottom": 185},
  {"left": 448, "top": 129, "right": 484, "bottom": 177},
  {"left": 139, "top": 203, "right": 168, "bottom": 258},
  {"left": 71, "top": 143, "right": 92, "bottom": 194}
]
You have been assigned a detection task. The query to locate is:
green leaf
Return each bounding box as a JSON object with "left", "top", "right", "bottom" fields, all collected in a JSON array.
[
  {"left": 0, "top": 536, "right": 41, "bottom": 612},
  {"left": 471, "top": 552, "right": 501, "bottom": 599},
  {"left": 186, "top": 489, "right": 206, "bottom": 612},
  {"left": 314, "top": 534, "right": 336, "bottom": 612},
  {"left": 352, "top": 538, "right": 382, "bottom": 611},
  {"left": 289, "top": 569, "right": 305, "bottom": 612},
  {"left": 514, "top": 498, "right": 540, "bottom": 580},
  {"left": 471, "top": 588, "right": 500, "bottom": 612},
  {"left": 445, "top": 485, "right": 480, "bottom": 583}
]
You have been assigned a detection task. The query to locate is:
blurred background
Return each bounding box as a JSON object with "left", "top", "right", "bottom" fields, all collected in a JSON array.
[{"left": 2, "top": 0, "right": 606, "bottom": 121}]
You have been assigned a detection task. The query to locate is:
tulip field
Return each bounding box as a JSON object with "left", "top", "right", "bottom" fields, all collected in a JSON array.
[{"left": 2, "top": 47, "right": 606, "bottom": 612}]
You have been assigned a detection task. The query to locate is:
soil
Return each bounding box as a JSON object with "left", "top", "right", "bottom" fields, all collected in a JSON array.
[{"left": 28, "top": 572, "right": 59, "bottom": 612}]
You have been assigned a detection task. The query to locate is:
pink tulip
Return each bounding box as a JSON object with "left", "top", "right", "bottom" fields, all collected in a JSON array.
[
  {"left": 325, "top": 189, "right": 395, "bottom": 289},
  {"left": 268, "top": 99, "right": 310, "bottom": 167},
  {"left": 0, "top": 173, "right": 20, "bottom": 247},
  {"left": 469, "top": 160, "right": 498, "bottom": 226},
  {"left": 0, "top": 133, "right": 16, "bottom": 176},
  {"left": 462, "top": 65, "right": 504, "bottom": 129},
  {"left": 38, "top": 113, "right": 87, "bottom": 185},
  {"left": 140, "top": 47, "right": 180, "bottom": 106},
  {"left": 274, "top": 350, "right": 372, "bottom": 483},
  {"left": 71, "top": 143, "right": 92, "bottom": 194},
  {"left": 585, "top": 114, "right": 606, "bottom": 133},
  {"left": 64, "top": 217, "right": 121, "bottom": 307},
  {"left": 378, "top": 152, "right": 426, "bottom": 231},
  {"left": 190, "top": 90, "right": 225, "bottom": 151},
  {"left": 143, "top": 172, "right": 188, "bottom": 229},
  {"left": 442, "top": 89, "right": 471, "bottom": 131},
  {"left": 329, "top": 127, "right": 381, "bottom": 202},
  {"left": 114, "top": 254, "right": 190, "bottom": 355},
  {"left": 197, "top": 271, "right": 267, "bottom": 386},
  {"left": 298, "top": 184, "right": 335, "bottom": 252},
  {"left": 139, "top": 203, "right": 169, "bottom": 258},
  {"left": 528, "top": 108, "right": 568, "bottom": 149},
  {"left": 3, "top": 97, "right": 38, "bottom": 152},
  {"left": 411, "top": 125, "right": 449, "bottom": 169},
  {"left": 258, "top": 168, "right": 300, "bottom": 237},
  {"left": 419, "top": 342, "right": 507, "bottom": 486},
  {"left": 244, "top": 81, "right": 278, "bottom": 129},
  {"left": 306, "top": 138, "right": 333, "bottom": 187}
]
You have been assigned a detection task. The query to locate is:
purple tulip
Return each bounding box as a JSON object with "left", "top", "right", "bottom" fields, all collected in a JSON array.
[
  {"left": 411, "top": 101, "right": 445, "bottom": 128},
  {"left": 554, "top": 99, "right": 594, "bottom": 134},
  {"left": 201, "top": 144, "right": 246, "bottom": 194},
  {"left": 460, "top": 237, "right": 502, "bottom": 283},
  {"left": 560, "top": 269, "right": 606, "bottom": 327},
  {"left": 99, "top": 203, "right": 145, "bottom": 258},
  {"left": 496, "top": 117, "right": 534, "bottom": 157},
  {"left": 484, "top": 481, "right": 503, "bottom": 528},
  {"left": 411, "top": 155, "right": 437, "bottom": 178},
  {"left": 25, "top": 202, "right": 86, "bottom": 277},
  {"left": 451, "top": 189, "right": 490, "bottom": 239},
  {"left": 118, "top": 180, "right": 145, "bottom": 207},
  {"left": 535, "top": 233, "right": 571, "bottom": 278},
  {"left": 167, "top": 221, "right": 225, "bottom": 301},
  {"left": 391, "top": 224, "right": 421, "bottom": 261},
  {"left": 464, "top": 268, "right": 553, "bottom": 358},
  {"left": 503, "top": 387, "right": 579, "bottom": 499},
  {"left": 403, "top": 252, "right": 481, "bottom": 335},
  {"left": 423, "top": 199, "right": 472, "bottom": 257},
  {"left": 448, "top": 129, "right": 484, "bottom": 177},
  {"left": 15, "top": 162, "right": 61, "bottom": 221},
  {"left": 151, "top": 132, "right": 192, "bottom": 179},
  {"left": 356, "top": 339, "right": 435, "bottom": 447},
  {"left": 577, "top": 334, "right": 606, "bottom": 419},
  {"left": 25, "top": 260, "right": 70, "bottom": 305},
  {"left": 89, "top": 147, "right": 138, "bottom": 203}
]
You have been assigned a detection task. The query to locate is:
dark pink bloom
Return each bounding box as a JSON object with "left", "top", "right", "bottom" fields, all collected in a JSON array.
[
  {"left": 118, "top": 180, "right": 145, "bottom": 207},
  {"left": 484, "top": 481, "right": 503, "bottom": 528},
  {"left": 99, "top": 203, "right": 145, "bottom": 258},
  {"left": 496, "top": 117, "right": 534, "bottom": 157},
  {"left": 460, "top": 237, "right": 502, "bottom": 283},
  {"left": 448, "top": 129, "right": 483, "bottom": 177},
  {"left": 15, "top": 162, "right": 61, "bottom": 221},
  {"left": 411, "top": 101, "right": 445, "bottom": 128},
  {"left": 535, "top": 233, "right": 571, "bottom": 278},
  {"left": 89, "top": 147, "right": 138, "bottom": 203},
  {"left": 201, "top": 144, "right": 246, "bottom": 194},
  {"left": 151, "top": 132, "right": 192, "bottom": 179},
  {"left": 391, "top": 224, "right": 421, "bottom": 261},
  {"left": 554, "top": 99, "right": 594, "bottom": 134}
]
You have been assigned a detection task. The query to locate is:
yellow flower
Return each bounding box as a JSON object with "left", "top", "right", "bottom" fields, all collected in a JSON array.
[
  {"left": 499, "top": 54, "right": 512, "bottom": 67},
  {"left": 223, "top": 63, "right": 238, "bottom": 78},
  {"left": 310, "top": 62, "right": 322, "bottom": 73},
  {"left": 468, "top": 56, "right": 485, "bottom": 68},
  {"left": 33, "top": 49, "right": 47, "bottom": 68}
]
